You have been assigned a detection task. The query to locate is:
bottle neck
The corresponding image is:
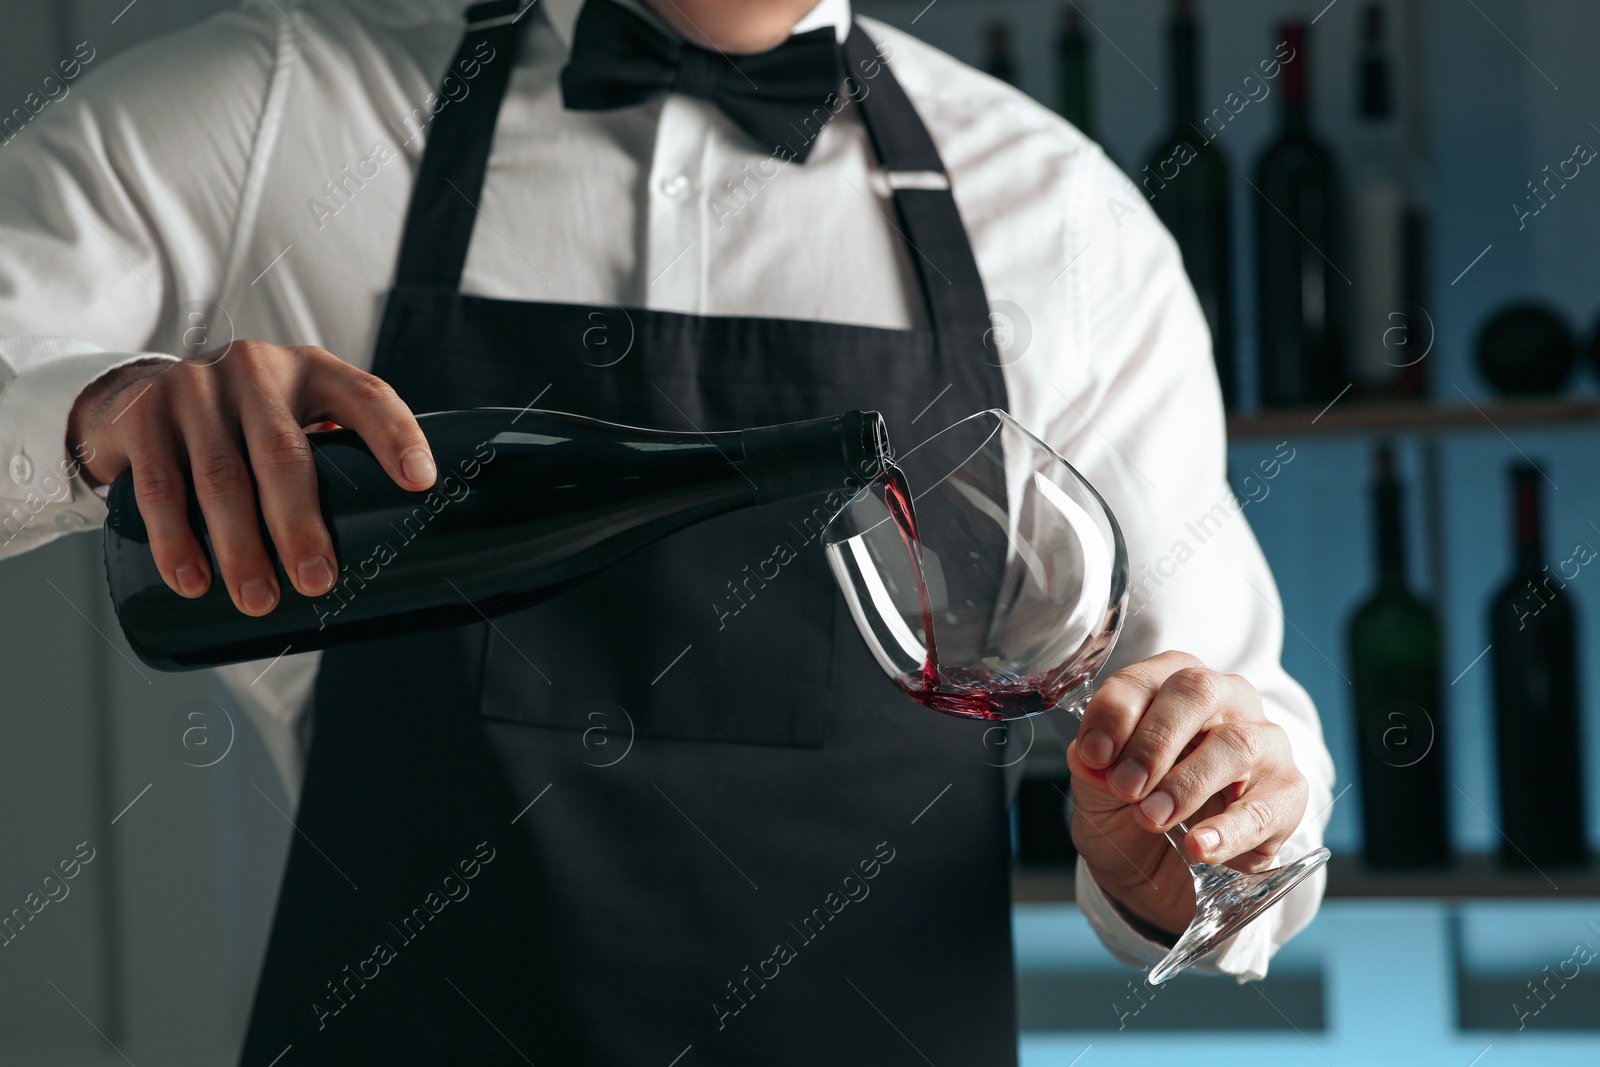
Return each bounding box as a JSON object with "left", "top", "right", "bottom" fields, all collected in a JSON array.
[
  {"left": 1059, "top": 28, "right": 1092, "bottom": 134},
  {"left": 1170, "top": 17, "right": 1199, "bottom": 124},
  {"left": 1514, "top": 475, "right": 1545, "bottom": 574},
  {"left": 1374, "top": 480, "right": 1408, "bottom": 591},
  {"left": 1358, "top": 4, "right": 1391, "bottom": 121},
  {"left": 739, "top": 411, "right": 890, "bottom": 505},
  {"left": 1281, "top": 25, "right": 1309, "bottom": 133}
]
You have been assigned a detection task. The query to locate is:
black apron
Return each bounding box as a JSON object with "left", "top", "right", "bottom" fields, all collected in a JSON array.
[{"left": 239, "top": 6, "right": 1016, "bottom": 1064}]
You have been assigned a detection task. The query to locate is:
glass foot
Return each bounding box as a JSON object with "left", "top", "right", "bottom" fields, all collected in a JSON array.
[{"left": 1147, "top": 846, "right": 1332, "bottom": 986}]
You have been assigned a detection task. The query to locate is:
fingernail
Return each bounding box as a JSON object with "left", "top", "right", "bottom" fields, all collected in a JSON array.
[
  {"left": 174, "top": 562, "right": 207, "bottom": 597},
  {"left": 240, "top": 577, "right": 278, "bottom": 614},
  {"left": 402, "top": 450, "right": 436, "bottom": 486},
  {"left": 1080, "top": 728, "right": 1114, "bottom": 766},
  {"left": 1139, "top": 789, "right": 1175, "bottom": 826},
  {"left": 1192, "top": 828, "right": 1221, "bottom": 854},
  {"left": 297, "top": 555, "right": 334, "bottom": 595},
  {"left": 1108, "top": 759, "right": 1148, "bottom": 798}
]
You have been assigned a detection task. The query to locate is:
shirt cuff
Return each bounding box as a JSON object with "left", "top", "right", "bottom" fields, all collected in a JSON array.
[{"left": 0, "top": 337, "right": 177, "bottom": 556}]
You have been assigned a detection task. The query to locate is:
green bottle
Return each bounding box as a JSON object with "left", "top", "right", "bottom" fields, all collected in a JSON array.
[{"left": 1347, "top": 443, "right": 1449, "bottom": 867}]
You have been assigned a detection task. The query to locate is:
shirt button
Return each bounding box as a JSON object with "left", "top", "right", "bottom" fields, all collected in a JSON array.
[
  {"left": 658, "top": 174, "right": 691, "bottom": 201},
  {"left": 9, "top": 453, "right": 33, "bottom": 484},
  {"left": 56, "top": 511, "right": 87, "bottom": 530}
]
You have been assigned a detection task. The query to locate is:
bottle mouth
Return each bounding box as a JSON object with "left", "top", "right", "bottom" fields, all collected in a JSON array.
[{"left": 859, "top": 410, "right": 892, "bottom": 476}]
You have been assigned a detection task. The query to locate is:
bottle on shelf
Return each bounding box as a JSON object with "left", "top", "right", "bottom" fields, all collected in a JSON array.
[
  {"left": 1143, "top": 0, "right": 1235, "bottom": 409},
  {"left": 1016, "top": 744, "right": 1078, "bottom": 865},
  {"left": 1254, "top": 22, "right": 1346, "bottom": 409},
  {"left": 103, "top": 408, "right": 891, "bottom": 671},
  {"left": 1489, "top": 463, "right": 1589, "bottom": 868},
  {"left": 1350, "top": 3, "right": 1407, "bottom": 401},
  {"left": 1055, "top": 5, "right": 1094, "bottom": 137},
  {"left": 984, "top": 20, "right": 1019, "bottom": 87},
  {"left": 1347, "top": 443, "right": 1450, "bottom": 869}
]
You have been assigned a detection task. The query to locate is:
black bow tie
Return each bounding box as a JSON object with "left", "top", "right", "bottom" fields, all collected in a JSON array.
[{"left": 560, "top": 0, "right": 846, "bottom": 163}]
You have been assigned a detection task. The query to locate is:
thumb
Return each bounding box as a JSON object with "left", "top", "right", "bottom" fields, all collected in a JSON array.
[{"left": 1066, "top": 740, "right": 1126, "bottom": 815}]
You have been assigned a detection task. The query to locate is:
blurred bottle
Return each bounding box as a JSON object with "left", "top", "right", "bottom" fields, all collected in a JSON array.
[
  {"left": 1347, "top": 443, "right": 1449, "bottom": 868},
  {"left": 1255, "top": 22, "right": 1346, "bottom": 408},
  {"left": 984, "top": 21, "right": 1019, "bottom": 87},
  {"left": 1489, "top": 464, "right": 1589, "bottom": 868},
  {"left": 1016, "top": 743, "right": 1078, "bottom": 865},
  {"left": 1055, "top": 5, "right": 1094, "bottom": 136},
  {"left": 1143, "top": 0, "right": 1234, "bottom": 409},
  {"left": 1350, "top": 4, "right": 1407, "bottom": 400}
]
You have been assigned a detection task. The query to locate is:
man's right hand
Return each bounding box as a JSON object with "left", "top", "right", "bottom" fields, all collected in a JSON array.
[{"left": 66, "top": 342, "right": 437, "bottom": 616}]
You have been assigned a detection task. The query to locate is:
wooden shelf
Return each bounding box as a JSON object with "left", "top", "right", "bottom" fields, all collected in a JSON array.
[
  {"left": 1227, "top": 397, "right": 1600, "bottom": 441},
  {"left": 1013, "top": 853, "right": 1600, "bottom": 903}
]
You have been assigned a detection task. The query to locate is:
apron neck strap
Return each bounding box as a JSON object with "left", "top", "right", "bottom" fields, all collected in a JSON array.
[
  {"left": 841, "top": 24, "right": 997, "bottom": 362},
  {"left": 392, "top": 0, "right": 529, "bottom": 289}
]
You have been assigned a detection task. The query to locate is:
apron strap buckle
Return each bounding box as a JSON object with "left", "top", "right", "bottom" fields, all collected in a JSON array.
[{"left": 886, "top": 170, "right": 950, "bottom": 191}]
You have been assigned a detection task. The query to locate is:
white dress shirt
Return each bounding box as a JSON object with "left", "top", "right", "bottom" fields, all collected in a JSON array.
[{"left": 0, "top": 0, "right": 1334, "bottom": 980}]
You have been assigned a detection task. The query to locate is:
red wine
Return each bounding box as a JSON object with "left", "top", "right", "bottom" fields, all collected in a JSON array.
[
  {"left": 1489, "top": 463, "right": 1588, "bottom": 867},
  {"left": 879, "top": 464, "right": 1085, "bottom": 722},
  {"left": 104, "top": 408, "right": 890, "bottom": 671}
]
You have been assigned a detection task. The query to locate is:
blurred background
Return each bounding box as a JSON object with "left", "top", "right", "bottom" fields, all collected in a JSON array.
[{"left": 3, "top": 0, "right": 1600, "bottom": 1064}]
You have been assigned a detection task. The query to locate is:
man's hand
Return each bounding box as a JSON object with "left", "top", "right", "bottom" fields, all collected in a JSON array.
[
  {"left": 1066, "top": 650, "right": 1310, "bottom": 937},
  {"left": 66, "top": 342, "right": 437, "bottom": 616}
]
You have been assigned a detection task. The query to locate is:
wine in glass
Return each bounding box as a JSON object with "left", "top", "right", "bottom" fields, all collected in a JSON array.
[{"left": 823, "top": 409, "right": 1330, "bottom": 984}]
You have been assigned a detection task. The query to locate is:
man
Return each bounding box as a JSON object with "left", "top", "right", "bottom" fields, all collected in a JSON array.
[{"left": 0, "top": 0, "right": 1333, "bottom": 1062}]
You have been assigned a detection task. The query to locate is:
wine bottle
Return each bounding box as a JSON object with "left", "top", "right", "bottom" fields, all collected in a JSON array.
[
  {"left": 1350, "top": 3, "right": 1406, "bottom": 399},
  {"left": 1489, "top": 463, "right": 1589, "bottom": 868},
  {"left": 1143, "top": 0, "right": 1235, "bottom": 409},
  {"left": 1347, "top": 443, "right": 1449, "bottom": 868},
  {"left": 1055, "top": 5, "right": 1094, "bottom": 136},
  {"left": 984, "top": 21, "right": 1018, "bottom": 87},
  {"left": 1016, "top": 768, "right": 1078, "bottom": 865},
  {"left": 1254, "top": 22, "right": 1346, "bottom": 408},
  {"left": 103, "top": 408, "right": 890, "bottom": 671}
]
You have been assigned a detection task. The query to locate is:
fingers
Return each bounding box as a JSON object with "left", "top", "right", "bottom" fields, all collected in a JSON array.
[
  {"left": 124, "top": 415, "right": 212, "bottom": 599},
  {"left": 1131, "top": 717, "right": 1289, "bottom": 834},
  {"left": 300, "top": 355, "right": 435, "bottom": 491},
  {"left": 1185, "top": 774, "right": 1309, "bottom": 869},
  {"left": 180, "top": 402, "right": 280, "bottom": 617},
  {"left": 239, "top": 393, "right": 337, "bottom": 598},
  {"left": 1107, "top": 669, "right": 1263, "bottom": 804},
  {"left": 1074, "top": 650, "right": 1207, "bottom": 780}
]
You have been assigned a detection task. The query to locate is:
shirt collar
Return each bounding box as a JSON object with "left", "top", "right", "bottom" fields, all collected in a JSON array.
[{"left": 539, "top": 0, "right": 853, "bottom": 52}]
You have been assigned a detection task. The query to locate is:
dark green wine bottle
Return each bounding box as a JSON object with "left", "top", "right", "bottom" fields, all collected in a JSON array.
[
  {"left": 1143, "top": 0, "right": 1235, "bottom": 408},
  {"left": 1255, "top": 22, "right": 1346, "bottom": 407},
  {"left": 1055, "top": 5, "right": 1094, "bottom": 136},
  {"left": 1489, "top": 463, "right": 1588, "bottom": 868},
  {"left": 103, "top": 409, "right": 890, "bottom": 671},
  {"left": 1347, "top": 443, "right": 1449, "bottom": 868},
  {"left": 983, "top": 21, "right": 1018, "bottom": 87}
]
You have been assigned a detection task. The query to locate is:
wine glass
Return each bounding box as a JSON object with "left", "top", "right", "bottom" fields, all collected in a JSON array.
[{"left": 822, "top": 409, "right": 1330, "bottom": 984}]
